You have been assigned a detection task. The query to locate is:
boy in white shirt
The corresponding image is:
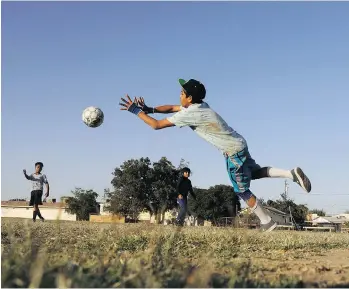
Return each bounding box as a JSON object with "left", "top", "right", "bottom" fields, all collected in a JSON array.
[
  {"left": 23, "top": 162, "right": 50, "bottom": 222},
  {"left": 119, "top": 79, "right": 311, "bottom": 232}
]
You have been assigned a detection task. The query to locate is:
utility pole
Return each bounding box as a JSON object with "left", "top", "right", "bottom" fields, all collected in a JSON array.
[
  {"left": 284, "top": 180, "right": 299, "bottom": 230},
  {"left": 284, "top": 180, "right": 289, "bottom": 197}
]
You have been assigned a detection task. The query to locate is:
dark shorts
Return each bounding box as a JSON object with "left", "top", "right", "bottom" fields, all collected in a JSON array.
[{"left": 29, "top": 190, "right": 43, "bottom": 206}]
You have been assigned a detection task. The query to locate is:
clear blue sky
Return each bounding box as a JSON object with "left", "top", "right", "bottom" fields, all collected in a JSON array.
[{"left": 2, "top": 2, "right": 349, "bottom": 214}]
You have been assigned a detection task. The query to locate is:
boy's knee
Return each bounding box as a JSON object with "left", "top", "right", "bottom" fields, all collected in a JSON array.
[{"left": 236, "top": 190, "right": 254, "bottom": 202}]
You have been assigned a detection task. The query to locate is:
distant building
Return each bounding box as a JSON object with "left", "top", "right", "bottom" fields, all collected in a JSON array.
[
  {"left": 98, "top": 202, "right": 111, "bottom": 216},
  {"left": 303, "top": 214, "right": 348, "bottom": 233},
  {"left": 323, "top": 215, "right": 349, "bottom": 225},
  {"left": 310, "top": 216, "right": 331, "bottom": 226},
  {"left": 264, "top": 206, "right": 292, "bottom": 225},
  {"left": 306, "top": 213, "right": 319, "bottom": 221},
  {"left": 1, "top": 200, "right": 76, "bottom": 221}
]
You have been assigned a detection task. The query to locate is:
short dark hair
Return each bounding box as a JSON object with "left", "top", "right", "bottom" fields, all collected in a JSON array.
[
  {"left": 181, "top": 167, "right": 191, "bottom": 174},
  {"left": 35, "top": 162, "right": 44, "bottom": 168},
  {"left": 179, "top": 79, "right": 206, "bottom": 104}
]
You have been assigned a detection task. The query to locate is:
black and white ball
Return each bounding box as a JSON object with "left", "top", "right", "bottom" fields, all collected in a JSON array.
[{"left": 82, "top": 106, "right": 104, "bottom": 128}]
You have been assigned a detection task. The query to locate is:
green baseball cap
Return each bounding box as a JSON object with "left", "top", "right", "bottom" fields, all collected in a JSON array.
[{"left": 178, "top": 78, "right": 206, "bottom": 101}]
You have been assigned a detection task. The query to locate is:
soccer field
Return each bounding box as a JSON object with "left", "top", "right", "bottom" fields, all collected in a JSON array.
[{"left": 2, "top": 218, "right": 349, "bottom": 288}]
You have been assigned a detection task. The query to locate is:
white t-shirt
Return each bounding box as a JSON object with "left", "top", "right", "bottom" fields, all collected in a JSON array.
[
  {"left": 28, "top": 173, "right": 48, "bottom": 191},
  {"left": 167, "top": 102, "right": 247, "bottom": 156}
]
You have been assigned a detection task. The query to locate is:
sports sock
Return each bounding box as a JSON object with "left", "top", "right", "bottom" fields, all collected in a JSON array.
[
  {"left": 252, "top": 201, "right": 272, "bottom": 225},
  {"left": 267, "top": 167, "right": 293, "bottom": 179},
  {"left": 252, "top": 167, "right": 293, "bottom": 180},
  {"left": 242, "top": 193, "right": 271, "bottom": 225}
]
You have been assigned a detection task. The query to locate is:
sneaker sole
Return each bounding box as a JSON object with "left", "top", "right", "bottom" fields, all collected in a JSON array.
[{"left": 294, "top": 167, "right": 311, "bottom": 193}]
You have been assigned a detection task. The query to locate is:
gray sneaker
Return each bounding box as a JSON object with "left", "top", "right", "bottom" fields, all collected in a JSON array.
[
  {"left": 291, "top": 167, "right": 311, "bottom": 193},
  {"left": 260, "top": 220, "right": 277, "bottom": 232}
]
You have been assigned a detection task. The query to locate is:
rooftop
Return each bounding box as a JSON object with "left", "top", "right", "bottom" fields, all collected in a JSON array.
[
  {"left": 324, "top": 215, "right": 349, "bottom": 224},
  {"left": 264, "top": 206, "right": 288, "bottom": 216}
]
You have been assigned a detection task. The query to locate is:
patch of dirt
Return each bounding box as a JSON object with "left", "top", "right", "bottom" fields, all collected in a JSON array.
[{"left": 251, "top": 249, "right": 349, "bottom": 287}]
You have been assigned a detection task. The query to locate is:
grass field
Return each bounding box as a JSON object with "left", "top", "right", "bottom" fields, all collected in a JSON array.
[{"left": 2, "top": 218, "right": 349, "bottom": 288}]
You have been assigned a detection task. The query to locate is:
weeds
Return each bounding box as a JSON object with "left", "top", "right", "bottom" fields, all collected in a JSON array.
[{"left": 2, "top": 218, "right": 349, "bottom": 288}]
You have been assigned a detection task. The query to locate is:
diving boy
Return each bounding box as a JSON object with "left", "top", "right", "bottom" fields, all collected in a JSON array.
[{"left": 119, "top": 79, "right": 311, "bottom": 232}]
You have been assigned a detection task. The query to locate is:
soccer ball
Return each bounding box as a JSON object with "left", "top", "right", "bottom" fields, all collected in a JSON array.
[{"left": 82, "top": 106, "right": 104, "bottom": 128}]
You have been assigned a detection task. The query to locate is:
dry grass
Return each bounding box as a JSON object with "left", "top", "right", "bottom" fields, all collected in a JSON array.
[{"left": 2, "top": 218, "right": 349, "bottom": 288}]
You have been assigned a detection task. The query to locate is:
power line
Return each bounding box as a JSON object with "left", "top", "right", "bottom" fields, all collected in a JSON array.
[{"left": 294, "top": 193, "right": 348, "bottom": 196}]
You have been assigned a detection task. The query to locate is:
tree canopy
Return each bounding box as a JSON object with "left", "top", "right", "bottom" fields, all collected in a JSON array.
[
  {"left": 310, "top": 209, "right": 326, "bottom": 217},
  {"left": 64, "top": 156, "right": 311, "bottom": 227},
  {"left": 105, "top": 157, "right": 241, "bottom": 224},
  {"left": 65, "top": 188, "right": 99, "bottom": 221},
  {"left": 106, "top": 157, "right": 181, "bottom": 223},
  {"left": 189, "top": 185, "right": 241, "bottom": 224}
]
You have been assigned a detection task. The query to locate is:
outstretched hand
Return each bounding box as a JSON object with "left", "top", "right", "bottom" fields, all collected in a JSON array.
[
  {"left": 136, "top": 97, "right": 145, "bottom": 107},
  {"left": 119, "top": 94, "right": 137, "bottom": 111},
  {"left": 135, "top": 97, "right": 154, "bottom": 114},
  {"left": 119, "top": 94, "right": 143, "bottom": 115}
]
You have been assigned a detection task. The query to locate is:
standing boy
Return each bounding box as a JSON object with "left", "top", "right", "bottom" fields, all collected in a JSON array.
[
  {"left": 23, "top": 162, "right": 50, "bottom": 222},
  {"left": 119, "top": 79, "right": 311, "bottom": 232},
  {"left": 176, "top": 167, "right": 196, "bottom": 226}
]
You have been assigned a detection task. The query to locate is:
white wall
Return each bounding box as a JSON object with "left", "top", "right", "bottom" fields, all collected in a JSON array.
[
  {"left": 99, "top": 203, "right": 111, "bottom": 216},
  {"left": 1, "top": 206, "right": 76, "bottom": 221}
]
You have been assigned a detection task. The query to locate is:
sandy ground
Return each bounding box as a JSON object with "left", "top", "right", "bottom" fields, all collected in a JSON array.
[{"left": 248, "top": 249, "right": 349, "bottom": 287}]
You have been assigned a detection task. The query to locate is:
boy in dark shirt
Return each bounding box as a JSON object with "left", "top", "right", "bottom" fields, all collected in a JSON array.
[{"left": 176, "top": 167, "right": 196, "bottom": 226}]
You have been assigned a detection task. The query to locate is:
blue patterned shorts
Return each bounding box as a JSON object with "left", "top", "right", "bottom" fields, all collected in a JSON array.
[{"left": 225, "top": 148, "right": 261, "bottom": 201}]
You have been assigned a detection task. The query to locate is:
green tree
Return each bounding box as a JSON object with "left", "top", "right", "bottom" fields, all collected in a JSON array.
[
  {"left": 149, "top": 157, "right": 180, "bottom": 223},
  {"left": 65, "top": 188, "right": 99, "bottom": 221},
  {"left": 107, "top": 158, "right": 152, "bottom": 220},
  {"left": 189, "top": 185, "right": 241, "bottom": 225},
  {"left": 107, "top": 157, "right": 183, "bottom": 222},
  {"left": 310, "top": 209, "right": 326, "bottom": 217}
]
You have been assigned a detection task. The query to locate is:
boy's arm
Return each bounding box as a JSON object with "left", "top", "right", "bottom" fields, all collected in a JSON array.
[
  {"left": 188, "top": 181, "right": 197, "bottom": 200},
  {"left": 176, "top": 177, "right": 182, "bottom": 194},
  {"left": 23, "top": 169, "right": 33, "bottom": 180},
  {"left": 154, "top": 105, "right": 181, "bottom": 114},
  {"left": 138, "top": 113, "right": 175, "bottom": 130},
  {"left": 120, "top": 95, "right": 193, "bottom": 130},
  {"left": 120, "top": 95, "right": 175, "bottom": 130},
  {"left": 43, "top": 175, "right": 50, "bottom": 197},
  {"left": 136, "top": 97, "right": 181, "bottom": 114},
  {"left": 45, "top": 183, "right": 50, "bottom": 197}
]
